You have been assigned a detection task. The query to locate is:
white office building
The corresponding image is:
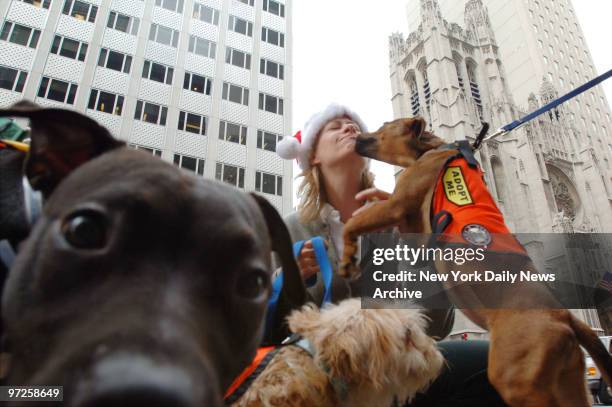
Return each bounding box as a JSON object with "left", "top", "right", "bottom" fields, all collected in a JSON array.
[{"left": 0, "top": 0, "right": 293, "bottom": 214}]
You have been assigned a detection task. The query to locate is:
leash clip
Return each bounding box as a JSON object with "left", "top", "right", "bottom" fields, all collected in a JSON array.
[{"left": 471, "top": 122, "right": 490, "bottom": 150}]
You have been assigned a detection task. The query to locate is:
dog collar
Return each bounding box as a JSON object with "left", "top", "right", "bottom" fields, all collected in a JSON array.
[{"left": 292, "top": 336, "right": 349, "bottom": 402}]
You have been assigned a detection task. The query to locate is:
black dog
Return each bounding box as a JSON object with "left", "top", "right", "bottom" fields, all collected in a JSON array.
[{"left": 0, "top": 102, "right": 306, "bottom": 407}]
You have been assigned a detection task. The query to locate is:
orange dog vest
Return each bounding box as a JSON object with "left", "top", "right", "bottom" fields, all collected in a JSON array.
[{"left": 430, "top": 141, "right": 527, "bottom": 256}]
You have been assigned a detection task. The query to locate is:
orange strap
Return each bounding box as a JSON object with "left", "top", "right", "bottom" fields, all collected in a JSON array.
[{"left": 224, "top": 346, "right": 276, "bottom": 400}]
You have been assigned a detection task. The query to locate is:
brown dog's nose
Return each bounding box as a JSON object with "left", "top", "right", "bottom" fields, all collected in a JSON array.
[
  {"left": 355, "top": 135, "right": 377, "bottom": 157},
  {"left": 72, "top": 354, "right": 221, "bottom": 407}
]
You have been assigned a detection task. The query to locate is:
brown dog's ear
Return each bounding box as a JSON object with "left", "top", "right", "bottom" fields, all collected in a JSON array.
[
  {"left": 249, "top": 193, "right": 307, "bottom": 344},
  {"left": 408, "top": 116, "right": 426, "bottom": 140},
  {"left": 0, "top": 101, "right": 124, "bottom": 198},
  {"left": 408, "top": 117, "right": 444, "bottom": 153}
]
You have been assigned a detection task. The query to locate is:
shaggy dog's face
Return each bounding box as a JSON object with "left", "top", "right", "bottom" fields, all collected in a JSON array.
[{"left": 288, "top": 299, "right": 444, "bottom": 406}]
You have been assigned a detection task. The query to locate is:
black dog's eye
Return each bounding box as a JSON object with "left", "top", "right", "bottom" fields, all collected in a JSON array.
[
  {"left": 236, "top": 270, "right": 269, "bottom": 300},
  {"left": 61, "top": 210, "right": 108, "bottom": 250}
]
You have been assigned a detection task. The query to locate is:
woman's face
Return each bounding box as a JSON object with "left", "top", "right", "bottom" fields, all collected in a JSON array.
[{"left": 311, "top": 116, "right": 366, "bottom": 170}]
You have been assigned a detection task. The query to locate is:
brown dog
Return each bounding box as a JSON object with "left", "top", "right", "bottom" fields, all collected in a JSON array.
[
  {"left": 229, "top": 299, "right": 444, "bottom": 407},
  {"left": 340, "top": 116, "right": 612, "bottom": 407}
]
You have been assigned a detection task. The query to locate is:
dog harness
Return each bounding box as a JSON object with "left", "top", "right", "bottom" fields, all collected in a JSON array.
[
  {"left": 223, "top": 334, "right": 326, "bottom": 404},
  {"left": 224, "top": 344, "right": 279, "bottom": 404},
  {"left": 430, "top": 140, "right": 527, "bottom": 256}
]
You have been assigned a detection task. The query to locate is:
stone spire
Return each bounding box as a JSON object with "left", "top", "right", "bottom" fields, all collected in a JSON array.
[
  {"left": 420, "top": 0, "right": 444, "bottom": 29},
  {"left": 539, "top": 76, "right": 558, "bottom": 104},
  {"left": 464, "top": 0, "right": 497, "bottom": 46}
]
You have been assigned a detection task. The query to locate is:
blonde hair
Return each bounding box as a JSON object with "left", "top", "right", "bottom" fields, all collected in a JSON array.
[{"left": 297, "top": 143, "right": 375, "bottom": 223}]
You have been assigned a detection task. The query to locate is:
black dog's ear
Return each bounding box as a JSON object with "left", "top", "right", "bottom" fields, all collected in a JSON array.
[
  {"left": 249, "top": 193, "right": 307, "bottom": 344},
  {"left": 0, "top": 101, "right": 124, "bottom": 198}
]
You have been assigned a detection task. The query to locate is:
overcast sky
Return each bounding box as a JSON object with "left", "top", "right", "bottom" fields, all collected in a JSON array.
[{"left": 289, "top": 0, "right": 612, "bottom": 200}]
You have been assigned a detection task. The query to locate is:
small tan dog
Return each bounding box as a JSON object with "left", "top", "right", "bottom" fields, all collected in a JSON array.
[{"left": 230, "top": 299, "right": 444, "bottom": 407}]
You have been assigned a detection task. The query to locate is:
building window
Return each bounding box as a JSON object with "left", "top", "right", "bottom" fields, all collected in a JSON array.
[
  {"left": 142, "top": 60, "right": 173, "bottom": 85},
  {"left": 107, "top": 11, "right": 139, "bottom": 35},
  {"left": 237, "top": 0, "right": 254, "bottom": 5},
  {"left": 228, "top": 15, "right": 253, "bottom": 37},
  {"left": 409, "top": 76, "right": 420, "bottom": 116},
  {"left": 37, "top": 77, "right": 77, "bottom": 104},
  {"left": 183, "top": 72, "right": 212, "bottom": 95},
  {"left": 258, "top": 92, "right": 283, "bottom": 115},
  {"left": 256, "top": 130, "right": 282, "bottom": 152},
  {"left": 0, "top": 66, "right": 27, "bottom": 92},
  {"left": 420, "top": 66, "right": 431, "bottom": 111},
  {"left": 261, "top": 27, "right": 284, "bottom": 47},
  {"left": 87, "top": 89, "right": 124, "bottom": 115},
  {"left": 17, "top": 0, "right": 51, "bottom": 9},
  {"left": 149, "top": 24, "right": 179, "bottom": 47},
  {"left": 219, "top": 121, "right": 247, "bottom": 145},
  {"left": 50, "top": 35, "right": 88, "bottom": 61},
  {"left": 98, "top": 48, "right": 132, "bottom": 73},
  {"left": 62, "top": 0, "right": 98, "bottom": 23},
  {"left": 467, "top": 64, "right": 483, "bottom": 120},
  {"left": 178, "top": 111, "right": 207, "bottom": 135},
  {"left": 225, "top": 48, "right": 251, "bottom": 69},
  {"left": 222, "top": 82, "right": 249, "bottom": 106},
  {"left": 134, "top": 100, "right": 168, "bottom": 126},
  {"left": 193, "top": 3, "right": 219, "bottom": 25},
  {"left": 0, "top": 22, "right": 41, "bottom": 48},
  {"left": 260, "top": 58, "right": 284, "bottom": 79},
  {"left": 263, "top": 0, "right": 285, "bottom": 17},
  {"left": 129, "top": 144, "right": 162, "bottom": 157},
  {"left": 174, "top": 154, "right": 205, "bottom": 175},
  {"left": 255, "top": 171, "right": 282, "bottom": 196},
  {"left": 215, "top": 162, "right": 245, "bottom": 189},
  {"left": 188, "top": 35, "right": 216, "bottom": 58},
  {"left": 155, "top": 0, "right": 184, "bottom": 13}
]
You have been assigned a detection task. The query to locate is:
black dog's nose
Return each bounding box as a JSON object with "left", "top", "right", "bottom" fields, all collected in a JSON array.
[{"left": 73, "top": 354, "right": 220, "bottom": 407}]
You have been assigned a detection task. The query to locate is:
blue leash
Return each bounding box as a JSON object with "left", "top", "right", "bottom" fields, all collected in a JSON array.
[
  {"left": 478, "top": 68, "right": 612, "bottom": 146},
  {"left": 265, "top": 236, "right": 333, "bottom": 334}
]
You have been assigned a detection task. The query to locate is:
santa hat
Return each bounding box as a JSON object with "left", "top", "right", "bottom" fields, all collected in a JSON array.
[{"left": 277, "top": 103, "right": 368, "bottom": 170}]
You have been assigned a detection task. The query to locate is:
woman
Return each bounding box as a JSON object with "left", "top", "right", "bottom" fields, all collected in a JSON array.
[{"left": 277, "top": 103, "right": 508, "bottom": 407}]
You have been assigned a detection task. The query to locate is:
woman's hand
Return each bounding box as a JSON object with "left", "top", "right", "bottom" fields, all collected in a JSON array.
[
  {"left": 297, "top": 240, "right": 319, "bottom": 281},
  {"left": 353, "top": 187, "right": 391, "bottom": 217},
  {"left": 352, "top": 187, "right": 410, "bottom": 232}
]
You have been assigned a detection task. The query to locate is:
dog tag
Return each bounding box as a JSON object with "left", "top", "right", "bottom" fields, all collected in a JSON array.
[{"left": 461, "top": 224, "right": 491, "bottom": 246}]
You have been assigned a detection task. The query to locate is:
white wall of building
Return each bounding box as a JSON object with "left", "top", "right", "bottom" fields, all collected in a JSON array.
[{"left": 0, "top": 0, "right": 293, "bottom": 214}]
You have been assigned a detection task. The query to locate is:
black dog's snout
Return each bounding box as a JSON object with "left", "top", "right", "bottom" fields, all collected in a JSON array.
[{"left": 73, "top": 354, "right": 220, "bottom": 407}]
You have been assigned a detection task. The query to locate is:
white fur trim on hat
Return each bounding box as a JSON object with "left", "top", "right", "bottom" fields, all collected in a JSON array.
[
  {"left": 279, "top": 103, "right": 368, "bottom": 170},
  {"left": 277, "top": 130, "right": 301, "bottom": 160}
]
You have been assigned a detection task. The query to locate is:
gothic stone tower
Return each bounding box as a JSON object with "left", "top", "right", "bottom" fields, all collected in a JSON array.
[
  {"left": 389, "top": 0, "right": 608, "bottom": 336},
  {"left": 390, "top": 0, "right": 610, "bottom": 234}
]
